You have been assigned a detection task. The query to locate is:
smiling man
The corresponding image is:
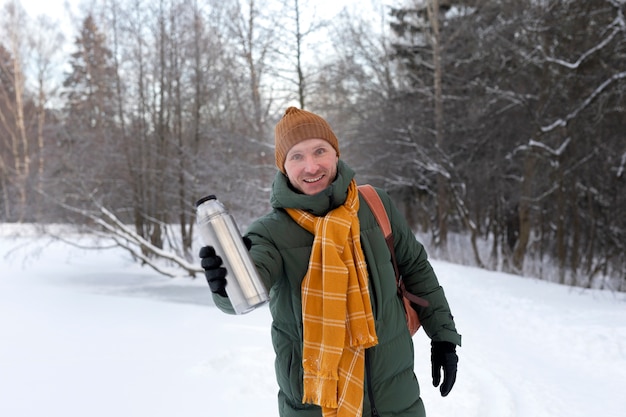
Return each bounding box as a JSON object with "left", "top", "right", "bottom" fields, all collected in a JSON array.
[
  {"left": 200, "top": 106, "right": 461, "bottom": 417},
  {"left": 275, "top": 107, "right": 341, "bottom": 196}
]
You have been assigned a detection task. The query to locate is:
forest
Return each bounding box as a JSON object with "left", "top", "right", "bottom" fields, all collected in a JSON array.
[{"left": 1, "top": 0, "right": 624, "bottom": 291}]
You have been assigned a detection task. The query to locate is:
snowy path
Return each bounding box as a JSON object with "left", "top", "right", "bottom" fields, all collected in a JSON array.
[
  {"left": 429, "top": 262, "right": 626, "bottom": 417},
  {"left": 1, "top": 233, "right": 625, "bottom": 416}
]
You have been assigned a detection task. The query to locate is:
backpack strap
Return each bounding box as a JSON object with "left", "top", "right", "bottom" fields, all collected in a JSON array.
[
  {"left": 359, "top": 184, "right": 392, "bottom": 240},
  {"left": 358, "top": 185, "right": 399, "bottom": 283},
  {"left": 358, "top": 184, "right": 429, "bottom": 308}
]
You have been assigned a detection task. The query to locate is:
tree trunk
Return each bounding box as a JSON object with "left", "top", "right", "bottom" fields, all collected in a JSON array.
[
  {"left": 427, "top": 0, "right": 448, "bottom": 250},
  {"left": 5, "top": 9, "right": 31, "bottom": 221},
  {"left": 555, "top": 162, "right": 566, "bottom": 284},
  {"left": 513, "top": 152, "right": 536, "bottom": 273}
]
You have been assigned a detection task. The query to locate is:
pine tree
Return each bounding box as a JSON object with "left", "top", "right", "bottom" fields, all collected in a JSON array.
[{"left": 63, "top": 15, "right": 117, "bottom": 133}]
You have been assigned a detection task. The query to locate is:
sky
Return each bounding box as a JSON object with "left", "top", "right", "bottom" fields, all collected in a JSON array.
[
  {"left": 1, "top": 225, "right": 625, "bottom": 417},
  {"left": 11, "top": 0, "right": 383, "bottom": 61},
  {"left": 16, "top": 0, "right": 378, "bottom": 24},
  {"left": 21, "top": 0, "right": 73, "bottom": 17},
  {"left": 16, "top": 0, "right": 75, "bottom": 28}
]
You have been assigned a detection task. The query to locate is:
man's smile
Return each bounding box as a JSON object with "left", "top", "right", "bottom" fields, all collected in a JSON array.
[{"left": 304, "top": 175, "right": 324, "bottom": 183}]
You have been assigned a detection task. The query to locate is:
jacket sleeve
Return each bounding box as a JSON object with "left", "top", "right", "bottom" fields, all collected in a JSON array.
[
  {"left": 382, "top": 190, "right": 462, "bottom": 346},
  {"left": 245, "top": 217, "right": 284, "bottom": 295}
]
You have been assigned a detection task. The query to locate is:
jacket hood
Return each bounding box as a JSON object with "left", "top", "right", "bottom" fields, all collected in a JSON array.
[{"left": 270, "top": 159, "right": 355, "bottom": 217}]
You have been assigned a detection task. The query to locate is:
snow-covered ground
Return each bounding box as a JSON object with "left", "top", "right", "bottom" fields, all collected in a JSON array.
[{"left": 1, "top": 226, "right": 625, "bottom": 417}]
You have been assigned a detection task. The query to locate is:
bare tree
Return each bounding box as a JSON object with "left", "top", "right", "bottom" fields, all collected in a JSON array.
[
  {"left": 224, "top": 0, "right": 276, "bottom": 138},
  {"left": 0, "top": 1, "right": 61, "bottom": 222},
  {"left": 271, "top": 0, "right": 329, "bottom": 110},
  {"left": 29, "top": 15, "right": 64, "bottom": 197},
  {"left": 0, "top": 2, "right": 30, "bottom": 221},
  {"left": 8, "top": 0, "right": 622, "bottom": 289},
  {"left": 385, "top": 1, "right": 464, "bottom": 251}
]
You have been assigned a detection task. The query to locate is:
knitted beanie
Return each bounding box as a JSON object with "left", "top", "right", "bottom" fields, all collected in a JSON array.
[{"left": 274, "top": 107, "right": 340, "bottom": 173}]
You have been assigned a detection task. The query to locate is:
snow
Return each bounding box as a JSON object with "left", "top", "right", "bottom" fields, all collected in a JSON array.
[{"left": 1, "top": 226, "right": 625, "bottom": 417}]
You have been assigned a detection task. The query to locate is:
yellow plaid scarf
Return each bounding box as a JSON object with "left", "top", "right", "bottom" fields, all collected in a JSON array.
[{"left": 285, "top": 180, "right": 378, "bottom": 417}]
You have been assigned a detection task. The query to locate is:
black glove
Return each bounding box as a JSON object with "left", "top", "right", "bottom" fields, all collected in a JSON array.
[
  {"left": 431, "top": 341, "right": 458, "bottom": 397},
  {"left": 199, "top": 246, "right": 227, "bottom": 296},
  {"left": 198, "top": 237, "right": 252, "bottom": 297}
]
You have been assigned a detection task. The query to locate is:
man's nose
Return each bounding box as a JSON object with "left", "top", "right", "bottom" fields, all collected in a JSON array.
[{"left": 303, "top": 156, "right": 318, "bottom": 172}]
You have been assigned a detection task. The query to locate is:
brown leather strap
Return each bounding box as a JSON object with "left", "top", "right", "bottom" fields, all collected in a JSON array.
[
  {"left": 358, "top": 185, "right": 391, "bottom": 239},
  {"left": 358, "top": 185, "right": 397, "bottom": 279},
  {"left": 358, "top": 185, "right": 429, "bottom": 308}
]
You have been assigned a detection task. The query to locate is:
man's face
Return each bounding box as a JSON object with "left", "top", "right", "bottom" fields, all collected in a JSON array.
[{"left": 284, "top": 138, "right": 339, "bottom": 196}]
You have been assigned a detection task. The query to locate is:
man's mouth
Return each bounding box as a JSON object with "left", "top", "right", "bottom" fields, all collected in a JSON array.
[{"left": 303, "top": 175, "right": 324, "bottom": 183}]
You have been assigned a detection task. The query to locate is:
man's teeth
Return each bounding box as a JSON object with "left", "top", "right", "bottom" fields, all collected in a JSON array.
[{"left": 304, "top": 175, "right": 323, "bottom": 183}]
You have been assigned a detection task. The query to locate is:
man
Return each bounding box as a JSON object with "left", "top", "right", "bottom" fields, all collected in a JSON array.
[{"left": 200, "top": 107, "right": 461, "bottom": 417}]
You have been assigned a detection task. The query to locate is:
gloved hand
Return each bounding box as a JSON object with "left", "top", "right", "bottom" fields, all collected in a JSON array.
[
  {"left": 431, "top": 341, "right": 458, "bottom": 396},
  {"left": 199, "top": 246, "right": 227, "bottom": 296},
  {"left": 198, "top": 237, "right": 252, "bottom": 297}
]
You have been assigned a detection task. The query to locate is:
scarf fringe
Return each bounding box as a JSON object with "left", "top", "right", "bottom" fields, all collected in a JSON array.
[{"left": 302, "top": 374, "right": 340, "bottom": 409}]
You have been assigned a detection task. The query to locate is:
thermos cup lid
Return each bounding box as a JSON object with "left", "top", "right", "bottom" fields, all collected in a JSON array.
[{"left": 195, "top": 195, "right": 217, "bottom": 208}]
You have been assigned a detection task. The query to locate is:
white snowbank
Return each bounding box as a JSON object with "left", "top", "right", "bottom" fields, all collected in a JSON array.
[{"left": 1, "top": 230, "right": 624, "bottom": 416}]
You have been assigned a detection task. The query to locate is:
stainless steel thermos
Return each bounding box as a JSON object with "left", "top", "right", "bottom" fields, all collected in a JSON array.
[{"left": 195, "top": 195, "right": 269, "bottom": 314}]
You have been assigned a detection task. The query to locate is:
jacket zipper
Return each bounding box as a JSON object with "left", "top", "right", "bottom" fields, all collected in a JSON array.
[{"left": 364, "top": 349, "right": 380, "bottom": 417}]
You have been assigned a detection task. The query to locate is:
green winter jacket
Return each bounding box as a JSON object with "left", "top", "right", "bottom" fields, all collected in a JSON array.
[{"left": 213, "top": 160, "right": 461, "bottom": 417}]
